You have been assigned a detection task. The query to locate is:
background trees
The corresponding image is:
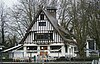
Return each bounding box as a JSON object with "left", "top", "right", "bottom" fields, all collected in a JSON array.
[
  {"left": 0, "top": 1, "right": 7, "bottom": 47},
  {"left": 67, "top": 0, "right": 100, "bottom": 57},
  {"left": 87, "top": 0, "right": 100, "bottom": 53},
  {"left": 0, "top": 0, "right": 100, "bottom": 57},
  {"left": 58, "top": 0, "right": 100, "bottom": 57}
]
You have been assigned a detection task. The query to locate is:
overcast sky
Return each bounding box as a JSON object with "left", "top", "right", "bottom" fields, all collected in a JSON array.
[{"left": 1, "top": 0, "right": 18, "bottom": 7}]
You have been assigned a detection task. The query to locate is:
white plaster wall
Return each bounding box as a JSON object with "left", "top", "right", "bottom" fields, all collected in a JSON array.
[
  {"left": 12, "top": 43, "right": 77, "bottom": 58},
  {"left": 13, "top": 51, "right": 24, "bottom": 59},
  {"left": 66, "top": 45, "right": 77, "bottom": 57}
]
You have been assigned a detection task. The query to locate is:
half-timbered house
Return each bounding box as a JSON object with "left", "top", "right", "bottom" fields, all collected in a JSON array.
[
  {"left": 2, "top": 6, "right": 98, "bottom": 60},
  {"left": 4, "top": 7, "right": 76, "bottom": 59}
]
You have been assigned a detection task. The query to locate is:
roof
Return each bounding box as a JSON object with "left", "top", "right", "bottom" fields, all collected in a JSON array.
[
  {"left": 2, "top": 44, "right": 23, "bottom": 52},
  {"left": 43, "top": 9, "right": 75, "bottom": 43},
  {"left": 19, "top": 8, "right": 75, "bottom": 44}
]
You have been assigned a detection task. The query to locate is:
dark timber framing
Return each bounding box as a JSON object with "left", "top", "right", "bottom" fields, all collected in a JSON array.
[{"left": 19, "top": 7, "right": 75, "bottom": 45}]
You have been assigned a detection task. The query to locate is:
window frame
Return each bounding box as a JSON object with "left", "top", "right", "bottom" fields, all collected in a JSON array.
[
  {"left": 64, "top": 45, "right": 68, "bottom": 53},
  {"left": 39, "top": 22, "right": 46, "bottom": 26},
  {"left": 34, "top": 33, "right": 53, "bottom": 41},
  {"left": 50, "top": 46, "right": 61, "bottom": 53},
  {"left": 87, "top": 40, "right": 95, "bottom": 50},
  {"left": 40, "top": 14, "right": 44, "bottom": 20}
]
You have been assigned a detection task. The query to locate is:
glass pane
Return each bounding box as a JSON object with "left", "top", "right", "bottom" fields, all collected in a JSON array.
[{"left": 39, "top": 22, "right": 46, "bottom": 26}]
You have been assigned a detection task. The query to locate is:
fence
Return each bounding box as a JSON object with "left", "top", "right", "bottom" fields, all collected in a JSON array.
[
  {"left": 1, "top": 58, "right": 100, "bottom": 64},
  {"left": 1, "top": 61, "right": 92, "bottom": 64}
]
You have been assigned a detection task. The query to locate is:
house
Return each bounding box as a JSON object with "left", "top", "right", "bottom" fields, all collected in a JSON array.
[
  {"left": 3, "top": 7, "right": 98, "bottom": 60},
  {"left": 3, "top": 7, "right": 77, "bottom": 59}
]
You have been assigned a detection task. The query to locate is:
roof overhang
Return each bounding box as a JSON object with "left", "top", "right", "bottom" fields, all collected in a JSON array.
[{"left": 2, "top": 44, "right": 23, "bottom": 53}]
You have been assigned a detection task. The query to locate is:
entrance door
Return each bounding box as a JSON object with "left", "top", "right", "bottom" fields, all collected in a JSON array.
[
  {"left": 40, "top": 46, "right": 48, "bottom": 56},
  {"left": 40, "top": 51, "right": 48, "bottom": 56}
]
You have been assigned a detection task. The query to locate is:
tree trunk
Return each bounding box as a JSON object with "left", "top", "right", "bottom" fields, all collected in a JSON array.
[
  {"left": 1, "top": 15, "right": 5, "bottom": 46},
  {"left": 1, "top": 25, "right": 4, "bottom": 45},
  {"left": 78, "top": 45, "right": 86, "bottom": 58}
]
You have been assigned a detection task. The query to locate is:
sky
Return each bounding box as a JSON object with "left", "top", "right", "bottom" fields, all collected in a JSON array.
[{"left": 1, "top": 0, "right": 18, "bottom": 7}]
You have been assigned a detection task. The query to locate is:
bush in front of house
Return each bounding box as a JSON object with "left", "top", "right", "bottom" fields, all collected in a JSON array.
[
  {"left": 72, "top": 57, "right": 99, "bottom": 61},
  {"left": 55, "top": 56, "right": 99, "bottom": 61},
  {"left": 2, "top": 58, "right": 13, "bottom": 62}
]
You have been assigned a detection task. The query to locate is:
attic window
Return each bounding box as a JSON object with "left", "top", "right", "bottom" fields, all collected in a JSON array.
[
  {"left": 39, "top": 22, "right": 46, "bottom": 26},
  {"left": 40, "top": 14, "right": 44, "bottom": 20}
]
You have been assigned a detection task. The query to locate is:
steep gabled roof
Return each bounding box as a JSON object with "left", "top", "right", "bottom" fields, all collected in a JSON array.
[
  {"left": 3, "top": 8, "right": 75, "bottom": 52},
  {"left": 19, "top": 8, "right": 75, "bottom": 44},
  {"left": 43, "top": 9, "right": 75, "bottom": 43}
]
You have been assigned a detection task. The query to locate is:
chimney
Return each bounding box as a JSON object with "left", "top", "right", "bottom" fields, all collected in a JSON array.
[{"left": 46, "top": 7, "right": 57, "bottom": 18}]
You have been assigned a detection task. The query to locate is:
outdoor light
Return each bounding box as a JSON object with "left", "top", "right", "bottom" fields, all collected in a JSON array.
[
  {"left": 41, "top": 47, "right": 43, "bottom": 50},
  {"left": 27, "top": 47, "right": 29, "bottom": 50},
  {"left": 0, "top": 47, "right": 2, "bottom": 50}
]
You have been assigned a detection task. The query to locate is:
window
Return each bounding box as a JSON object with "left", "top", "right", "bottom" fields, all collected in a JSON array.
[
  {"left": 50, "top": 46, "right": 61, "bottom": 53},
  {"left": 40, "top": 14, "right": 44, "bottom": 20},
  {"left": 74, "top": 47, "right": 78, "bottom": 51},
  {"left": 34, "top": 33, "right": 53, "bottom": 41},
  {"left": 87, "top": 40, "right": 95, "bottom": 50},
  {"left": 27, "top": 46, "right": 37, "bottom": 50},
  {"left": 40, "top": 46, "right": 48, "bottom": 50},
  {"left": 27, "top": 46, "right": 37, "bottom": 53},
  {"left": 64, "top": 45, "right": 68, "bottom": 53},
  {"left": 39, "top": 22, "right": 46, "bottom": 26}
]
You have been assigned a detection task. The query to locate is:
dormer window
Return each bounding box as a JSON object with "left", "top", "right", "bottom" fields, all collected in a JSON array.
[
  {"left": 40, "top": 14, "right": 44, "bottom": 20},
  {"left": 39, "top": 22, "right": 46, "bottom": 26}
]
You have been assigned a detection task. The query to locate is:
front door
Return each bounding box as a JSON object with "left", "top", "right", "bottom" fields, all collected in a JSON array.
[{"left": 40, "top": 46, "right": 48, "bottom": 56}]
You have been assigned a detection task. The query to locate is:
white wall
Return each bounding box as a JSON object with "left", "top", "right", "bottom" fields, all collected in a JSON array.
[{"left": 13, "top": 51, "right": 24, "bottom": 59}]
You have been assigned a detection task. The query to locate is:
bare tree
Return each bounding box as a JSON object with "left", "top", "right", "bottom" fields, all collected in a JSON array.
[
  {"left": 0, "top": 1, "right": 6, "bottom": 46},
  {"left": 6, "top": 0, "right": 38, "bottom": 39},
  {"left": 59, "top": 0, "right": 90, "bottom": 58},
  {"left": 87, "top": 0, "right": 100, "bottom": 53},
  {"left": 7, "top": 0, "right": 59, "bottom": 40}
]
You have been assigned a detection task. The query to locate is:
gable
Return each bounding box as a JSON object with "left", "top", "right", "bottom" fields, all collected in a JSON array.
[
  {"left": 30, "top": 11, "right": 54, "bottom": 31},
  {"left": 24, "top": 10, "right": 64, "bottom": 44},
  {"left": 19, "top": 8, "right": 75, "bottom": 44}
]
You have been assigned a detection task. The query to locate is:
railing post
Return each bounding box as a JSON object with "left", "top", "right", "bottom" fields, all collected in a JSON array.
[
  {"left": 92, "top": 60, "right": 94, "bottom": 64},
  {"left": 98, "top": 58, "right": 100, "bottom": 64},
  {"left": 92, "top": 60, "right": 98, "bottom": 64}
]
